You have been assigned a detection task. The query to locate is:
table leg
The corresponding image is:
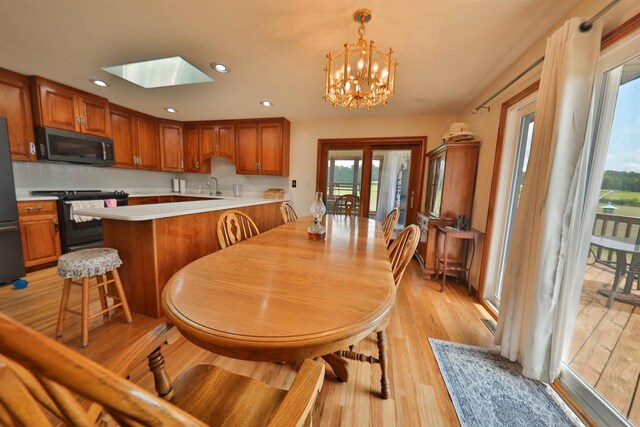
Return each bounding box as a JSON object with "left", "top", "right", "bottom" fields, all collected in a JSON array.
[
  {"left": 441, "top": 235, "right": 449, "bottom": 292},
  {"left": 468, "top": 236, "right": 478, "bottom": 296},
  {"left": 606, "top": 249, "right": 625, "bottom": 308},
  {"left": 322, "top": 353, "right": 351, "bottom": 383},
  {"left": 434, "top": 228, "right": 441, "bottom": 285}
]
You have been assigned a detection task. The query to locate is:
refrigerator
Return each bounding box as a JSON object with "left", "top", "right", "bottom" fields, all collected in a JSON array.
[{"left": 0, "top": 117, "right": 26, "bottom": 283}]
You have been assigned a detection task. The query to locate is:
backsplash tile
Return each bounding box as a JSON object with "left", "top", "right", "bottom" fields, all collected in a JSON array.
[{"left": 12, "top": 157, "right": 288, "bottom": 196}]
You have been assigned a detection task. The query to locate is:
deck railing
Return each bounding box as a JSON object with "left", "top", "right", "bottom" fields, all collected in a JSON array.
[{"left": 591, "top": 213, "right": 640, "bottom": 265}]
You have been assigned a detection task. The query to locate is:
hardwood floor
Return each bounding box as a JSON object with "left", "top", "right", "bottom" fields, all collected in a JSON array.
[
  {"left": 570, "top": 263, "right": 640, "bottom": 424},
  {"left": 0, "top": 261, "right": 496, "bottom": 426}
]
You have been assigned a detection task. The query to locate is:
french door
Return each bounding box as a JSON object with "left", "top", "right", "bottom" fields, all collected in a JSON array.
[{"left": 316, "top": 137, "right": 427, "bottom": 229}]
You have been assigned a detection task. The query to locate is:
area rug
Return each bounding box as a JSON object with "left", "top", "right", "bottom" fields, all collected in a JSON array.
[{"left": 429, "top": 339, "right": 584, "bottom": 427}]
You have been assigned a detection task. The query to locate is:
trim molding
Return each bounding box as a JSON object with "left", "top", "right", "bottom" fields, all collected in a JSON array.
[{"left": 601, "top": 12, "right": 640, "bottom": 50}]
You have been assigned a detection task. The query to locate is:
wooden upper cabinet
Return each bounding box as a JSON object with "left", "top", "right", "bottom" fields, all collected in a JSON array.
[
  {"left": 77, "top": 95, "right": 111, "bottom": 137},
  {"left": 184, "top": 123, "right": 201, "bottom": 172},
  {"left": 200, "top": 121, "right": 235, "bottom": 161},
  {"left": 31, "top": 77, "right": 111, "bottom": 137},
  {"left": 159, "top": 121, "right": 184, "bottom": 172},
  {"left": 235, "top": 118, "right": 290, "bottom": 176},
  {"left": 0, "top": 68, "right": 36, "bottom": 161},
  {"left": 135, "top": 115, "right": 160, "bottom": 171},
  {"left": 110, "top": 105, "right": 136, "bottom": 169},
  {"left": 258, "top": 122, "right": 283, "bottom": 175},
  {"left": 217, "top": 124, "right": 235, "bottom": 160},
  {"left": 235, "top": 123, "right": 260, "bottom": 174}
]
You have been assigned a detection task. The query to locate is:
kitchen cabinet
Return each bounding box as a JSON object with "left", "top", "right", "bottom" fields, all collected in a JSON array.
[
  {"left": 17, "top": 201, "right": 61, "bottom": 268},
  {"left": 0, "top": 68, "right": 36, "bottom": 161},
  {"left": 110, "top": 104, "right": 160, "bottom": 171},
  {"left": 200, "top": 121, "right": 235, "bottom": 161},
  {"left": 417, "top": 140, "right": 480, "bottom": 275},
  {"left": 159, "top": 120, "right": 184, "bottom": 172},
  {"left": 234, "top": 118, "right": 290, "bottom": 176},
  {"left": 184, "top": 123, "right": 203, "bottom": 173},
  {"left": 135, "top": 115, "right": 161, "bottom": 171},
  {"left": 110, "top": 106, "right": 136, "bottom": 169},
  {"left": 31, "top": 77, "right": 111, "bottom": 137}
]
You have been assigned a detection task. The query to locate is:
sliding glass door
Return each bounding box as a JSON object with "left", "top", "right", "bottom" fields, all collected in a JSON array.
[
  {"left": 559, "top": 45, "right": 640, "bottom": 426},
  {"left": 484, "top": 96, "right": 537, "bottom": 308}
]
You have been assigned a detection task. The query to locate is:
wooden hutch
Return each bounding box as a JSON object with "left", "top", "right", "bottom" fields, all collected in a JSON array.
[{"left": 415, "top": 140, "right": 480, "bottom": 275}]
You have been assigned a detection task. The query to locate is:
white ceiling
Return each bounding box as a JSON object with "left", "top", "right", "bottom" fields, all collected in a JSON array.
[{"left": 0, "top": 0, "right": 581, "bottom": 121}]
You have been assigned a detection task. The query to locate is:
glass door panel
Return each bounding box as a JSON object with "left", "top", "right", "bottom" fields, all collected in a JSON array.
[
  {"left": 371, "top": 149, "right": 412, "bottom": 233},
  {"left": 325, "top": 149, "right": 363, "bottom": 213},
  {"left": 494, "top": 110, "right": 535, "bottom": 304},
  {"left": 564, "top": 54, "right": 640, "bottom": 425}
]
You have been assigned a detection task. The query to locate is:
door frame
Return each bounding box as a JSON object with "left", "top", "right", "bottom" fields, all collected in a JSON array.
[{"left": 316, "top": 136, "right": 427, "bottom": 226}]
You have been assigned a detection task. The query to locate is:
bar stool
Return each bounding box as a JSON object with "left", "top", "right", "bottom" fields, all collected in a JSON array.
[{"left": 56, "top": 248, "right": 132, "bottom": 347}]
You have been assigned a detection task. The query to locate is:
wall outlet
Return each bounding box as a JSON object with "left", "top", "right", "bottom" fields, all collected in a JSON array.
[{"left": 292, "top": 179, "right": 297, "bottom": 188}]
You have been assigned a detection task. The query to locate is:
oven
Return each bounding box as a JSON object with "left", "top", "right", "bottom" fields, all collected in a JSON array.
[{"left": 31, "top": 190, "right": 128, "bottom": 253}]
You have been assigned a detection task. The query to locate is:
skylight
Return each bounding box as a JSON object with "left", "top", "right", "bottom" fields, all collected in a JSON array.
[{"left": 102, "top": 56, "right": 213, "bottom": 89}]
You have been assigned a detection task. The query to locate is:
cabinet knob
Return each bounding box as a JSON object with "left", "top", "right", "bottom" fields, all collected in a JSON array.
[
  {"left": 195, "top": 161, "right": 200, "bottom": 168},
  {"left": 54, "top": 222, "right": 59, "bottom": 232},
  {"left": 180, "top": 160, "right": 184, "bottom": 169},
  {"left": 25, "top": 206, "right": 43, "bottom": 211}
]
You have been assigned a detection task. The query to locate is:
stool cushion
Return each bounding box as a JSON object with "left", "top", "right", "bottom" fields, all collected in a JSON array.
[{"left": 56, "top": 248, "right": 122, "bottom": 278}]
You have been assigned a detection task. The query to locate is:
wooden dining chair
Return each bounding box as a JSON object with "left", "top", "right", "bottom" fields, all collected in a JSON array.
[
  {"left": 280, "top": 202, "right": 299, "bottom": 224},
  {"left": 334, "top": 225, "right": 419, "bottom": 400},
  {"left": 0, "top": 313, "right": 325, "bottom": 427},
  {"left": 332, "top": 194, "right": 361, "bottom": 216},
  {"left": 217, "top": 209, "right": 260, "bottom": 249},
  {"left": 381, "top": 207, "right": 400, "bottom": 248}
]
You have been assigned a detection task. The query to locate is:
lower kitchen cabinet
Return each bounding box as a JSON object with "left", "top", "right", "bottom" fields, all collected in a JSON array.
[{"left": 17, "top": 201, "right": 61, "bottom": 268}]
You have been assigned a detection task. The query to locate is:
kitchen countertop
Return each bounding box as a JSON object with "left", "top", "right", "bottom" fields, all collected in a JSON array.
[
  {"left": 73, "top": 196, "right": 289, "bottom": 221},
  {"left": 16, "top": 195, "right": 59, "bottom": 201}
]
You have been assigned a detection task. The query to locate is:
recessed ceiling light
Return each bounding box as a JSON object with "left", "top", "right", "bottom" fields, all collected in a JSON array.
[
  {"left": 102, "top": 56, "right": 213, "bottom": 89},
  {"left": 211, "top": 63, "right": 229, "bottom": 73},
  {"left": 90, "top": 79, "right": 108, "bottom": 87},
  {"left": 165, "top": 107, "right": 177, "bottom": 113},
  {"left": 260, "top": 100, "right": 273, "bottom": 107}
]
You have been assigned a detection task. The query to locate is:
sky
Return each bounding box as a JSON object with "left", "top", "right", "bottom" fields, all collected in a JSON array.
[{"left": 604, "top": 70, "right": 640, "bottom": 173}]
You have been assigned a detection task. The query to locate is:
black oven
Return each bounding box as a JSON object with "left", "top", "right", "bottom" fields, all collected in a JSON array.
[
  {"left": 36, "top": 127, "right": 114, "bottom": 166},
  {"left": 31, "top": 190, "right": 128, "bottom": 253}
]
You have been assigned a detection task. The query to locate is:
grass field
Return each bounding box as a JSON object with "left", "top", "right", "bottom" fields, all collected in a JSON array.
[{"left": 599, "top": 190, "right": 640, "bottom": 218}]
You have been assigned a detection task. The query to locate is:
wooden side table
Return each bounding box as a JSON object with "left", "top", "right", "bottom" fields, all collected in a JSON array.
[{"left": 434, "top": 225, "right": 483, "bottom": 295}]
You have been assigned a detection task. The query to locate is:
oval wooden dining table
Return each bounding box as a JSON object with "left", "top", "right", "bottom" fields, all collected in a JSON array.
[{"left": 162, "top": 214, "right": 395, "bottom": 382}]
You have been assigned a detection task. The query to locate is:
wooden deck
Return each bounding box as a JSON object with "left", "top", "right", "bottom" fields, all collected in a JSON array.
[{"left": 569, "top": 262, "right": 640, "bottom": 424}]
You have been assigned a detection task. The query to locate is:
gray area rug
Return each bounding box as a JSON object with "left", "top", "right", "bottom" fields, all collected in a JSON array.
[{"left": 429, "top": 339, "right": 584, "bottom": 427}]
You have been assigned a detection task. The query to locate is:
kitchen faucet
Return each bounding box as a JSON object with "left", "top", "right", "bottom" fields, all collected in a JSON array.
[{"left": 206, "top": 176, "right": 222, "bottom": 196}]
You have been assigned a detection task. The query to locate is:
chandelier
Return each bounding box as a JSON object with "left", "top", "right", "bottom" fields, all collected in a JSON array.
[{"left": 324, "top": 9, "right": 397, "bottom": 110}]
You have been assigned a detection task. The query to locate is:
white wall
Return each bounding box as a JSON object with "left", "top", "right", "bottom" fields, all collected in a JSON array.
[
  {"left": 456, "top": 0, "right": 640, "bottom": 290},
  {"left": 288, "top": 114, "right": 457, "bottom": 212}
]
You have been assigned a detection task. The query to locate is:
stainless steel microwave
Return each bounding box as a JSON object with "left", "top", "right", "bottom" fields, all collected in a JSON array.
[{"left": 36, "top": 127, "right": 115, "bottom": 166}]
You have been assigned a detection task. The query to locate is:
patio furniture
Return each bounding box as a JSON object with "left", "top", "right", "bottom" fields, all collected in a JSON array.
[{"left": 591, "top": 235, "right": 640, "bottom": 308}]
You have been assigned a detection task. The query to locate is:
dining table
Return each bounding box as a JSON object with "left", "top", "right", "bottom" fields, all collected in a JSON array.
[
  {"left": 162, "top": 214, "right": 396, "bottom": 383},
  {"left": 591, "top": 235, "right": 640, "bottom": 308}
]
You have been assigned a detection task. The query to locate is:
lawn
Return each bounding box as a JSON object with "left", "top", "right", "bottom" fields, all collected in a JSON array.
[{"left": 598, "top": 190, "right": 640, "bottom": 218}]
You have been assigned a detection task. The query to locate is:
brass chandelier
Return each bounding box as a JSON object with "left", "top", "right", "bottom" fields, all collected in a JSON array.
[{"left": 324, "top": 9, "right": 397, "bottom": 110}]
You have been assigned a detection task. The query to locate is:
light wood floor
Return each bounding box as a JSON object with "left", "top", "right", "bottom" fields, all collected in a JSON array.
[
  {"left": 0, "top": 261, "right": 496, "bottom": 426},
  {"left": 570, "top": 263, "right": 640, "bottom": 425}
]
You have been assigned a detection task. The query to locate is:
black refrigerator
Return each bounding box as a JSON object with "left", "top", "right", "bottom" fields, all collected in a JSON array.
[{"left": 0, "top": 117, "right": 26, "bottom": 283}]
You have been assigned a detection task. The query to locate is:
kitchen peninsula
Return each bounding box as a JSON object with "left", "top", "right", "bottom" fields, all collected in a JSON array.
[{"left": 75, "top": 197, "right": 286, "bottom": 317}]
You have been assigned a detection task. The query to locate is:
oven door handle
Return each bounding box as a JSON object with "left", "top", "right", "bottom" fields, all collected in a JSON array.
[
  {"left": 101, "top": 142, "right": 107, "bottom": 160},
  {"left": 0, "top": 225, "right": 18, "bottom": 233}
]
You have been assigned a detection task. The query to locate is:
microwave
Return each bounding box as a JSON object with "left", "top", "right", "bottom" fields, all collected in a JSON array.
[{"left": 36, "top": 127, "right": 115, "bottom": 166}]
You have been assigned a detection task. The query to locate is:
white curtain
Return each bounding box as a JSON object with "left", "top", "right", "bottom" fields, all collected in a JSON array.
[
  {"left": 376, "top": 152, "right": 405, "bottom": 221},
  {"left": 494, "top": 17, "right": 603, "bottom": 383}
]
